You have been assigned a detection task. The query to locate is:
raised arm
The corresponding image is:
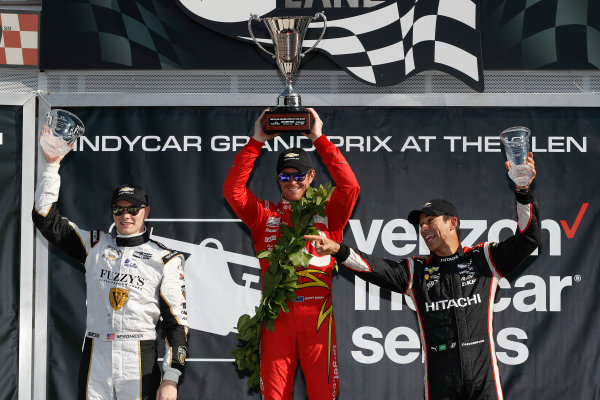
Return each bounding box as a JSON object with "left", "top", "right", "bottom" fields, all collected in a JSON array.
[
  {"left": 222, "top": 109, "right": 275, "bottom": 232},
  {"left": 32, "top": 130, "right": 91, "bottom": 264},
  {"left": 490, "top": 152, "right": 541, "bottom": 276},
  {"left": 307, "top": 109, "right": 360, "bottom": 234}
]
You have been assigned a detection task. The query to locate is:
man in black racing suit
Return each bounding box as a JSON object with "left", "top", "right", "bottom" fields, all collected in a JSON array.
[{"left": 305, "top": 153, "right": 541, "bottom": 400}]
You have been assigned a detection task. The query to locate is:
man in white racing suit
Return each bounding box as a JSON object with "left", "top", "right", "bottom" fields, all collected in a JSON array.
[{"left": 32, "top": 134, "right": 187, "bottom": 400}]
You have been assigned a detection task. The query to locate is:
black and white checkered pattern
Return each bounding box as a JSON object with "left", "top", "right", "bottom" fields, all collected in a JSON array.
[
  {"left": 242, "top": 1, "right": 484, "bottom": 91},
  {"left": 482, "top": 0, "right": 600, "bottom": 69},
  {"left": 72, "top": 0, "right": 199, "bottom": 69},
  {"left": 45, "top": 0, "right": 485, "bottom": 90}
]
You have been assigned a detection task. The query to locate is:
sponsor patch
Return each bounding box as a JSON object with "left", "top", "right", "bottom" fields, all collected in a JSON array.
[
  {"left": 133, "top": 250, "right": 152, "bottom": 259},
  {"left": 109, "top": 287, "right": 129, "bottom": 310},
  {"left": 123, "top": 258, "right": 137, "bottom": 268},
  {"left": 264, "top": 235, "right": 277, "bottom": 243},
  {"left": 177, "top": 346, "right": 187, "bottom": 365},
  {"left": 162, "top": 250, "right": 181, "bottom": 265},
  {"left": 103, "top": 245, "right": 122, "bottom": 261},
  {"left": 266, "top": 216, "right": 280, "bottom": 228},
  {"left": 424, "top": 266, "right": 440, "bottom": 287},
  {"left": 457, "top": 261, "right": 473, "bottom": 269},
  {"left": 90, "top": 230, "right": 100, "bottom": 248}
]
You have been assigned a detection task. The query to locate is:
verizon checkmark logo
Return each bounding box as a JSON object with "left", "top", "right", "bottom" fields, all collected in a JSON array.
[{"left": 560, "top": 203, "right": 589, "bottom": 239}]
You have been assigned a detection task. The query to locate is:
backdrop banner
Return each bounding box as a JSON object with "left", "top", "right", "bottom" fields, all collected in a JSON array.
[
  {"left": 0, "top": 105, "right": 23, "bottom": 400},
  {"left": 45, "top": 106, "right": 599, "bottom": 399},
  {"left": 40, "top": 0, "right": 600, "bottom": 73}
]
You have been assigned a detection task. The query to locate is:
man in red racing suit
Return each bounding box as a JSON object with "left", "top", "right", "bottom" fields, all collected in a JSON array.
[{"left": 223, "top": 108, "right": 360, "bottom": 399}]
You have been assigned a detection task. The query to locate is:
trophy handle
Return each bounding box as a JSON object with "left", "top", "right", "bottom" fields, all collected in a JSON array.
[
  {"left": 301, "top": 12, "right": 327, "bottom": 58},
  {"left": 248, "top": 14, "right": 276, "bottom": 58}
]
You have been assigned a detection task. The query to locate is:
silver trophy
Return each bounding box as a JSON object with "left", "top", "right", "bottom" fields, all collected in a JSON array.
[
  {"left": 40, "top": 109, "right": 85, "bottom": 157},
  {"left": 500, "top": 126, "right": 532, "bottom": 186},
  {"left": 249, "top": 12, "right": 327, "bottom": 133}
]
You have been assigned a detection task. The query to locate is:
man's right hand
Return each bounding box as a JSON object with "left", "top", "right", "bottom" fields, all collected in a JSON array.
[
  {"left": 506, "top": 151, "right": 536, "bottom": 189},
  {"left": 252, "top": 109, "right": 281, "bottom": 143},
  {"left": 303, "top": 235, "right": 341, "bottom": 256},
  {"left": 39, "top": 125, "right": 68, "bottom": 165}
]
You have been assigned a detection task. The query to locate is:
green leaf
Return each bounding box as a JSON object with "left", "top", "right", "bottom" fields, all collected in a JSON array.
[
  {"left": 264, "top": 317, "right": 275, "bottom": 332},
  {"left": 290, "top": 212, "right": 300, "bottom": 231},
  {"left": 305, "top": 226, "right": 319, "bottom": 236},
  {"left": 292, "top": 237, "right": 306, "bottom": 247},
  {"left": 282, "top": 278, "right": 298, "bottom": 289},
  {"left": 280, "top": 223, "right": 293, "bottom": 241},
  {"left": 285, "top": 291, "right": 298, "bottom": 301},
  {"left": 257, "top": 250, "right": 272, "bottom": 259},
  {"left": 248, "top": 371, "right": 260, "bottom": 387},
  {"left": 289, "top": 250, "right": 311, "bottom": 267},
  {"left": 300, "top": 214, "right": 313, "bottom": 227},
  {"left": 281, "top": 264, "right": 296, "bottom": 275}
]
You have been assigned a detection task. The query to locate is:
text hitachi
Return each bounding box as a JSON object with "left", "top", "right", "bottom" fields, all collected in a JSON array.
[{"left": 425, "top": 294, "right": 482, "bottom": 312}]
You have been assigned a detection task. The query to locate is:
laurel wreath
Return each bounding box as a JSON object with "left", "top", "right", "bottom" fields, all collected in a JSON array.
[{"left": 232, "top": 182, "right": 335, "bottom": 387}]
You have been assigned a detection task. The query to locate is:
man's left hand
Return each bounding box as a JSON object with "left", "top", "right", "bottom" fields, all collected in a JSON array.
[
  {"left": 156, "top": 380, "right": 177, "bottom": 400},
  {"left": 506, "top": 152, "right": 536, "bottom": 189},
  {"left": 302, "top": 108, "right": 323, "bottom": 142}
]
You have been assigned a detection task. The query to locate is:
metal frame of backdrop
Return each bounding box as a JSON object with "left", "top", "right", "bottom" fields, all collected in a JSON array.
[
  {"left": 0, "top": 76, "right": 37, "bottom": 400},
  {"left": 0, "top": 68, "right": 594, "bottom": 399}
]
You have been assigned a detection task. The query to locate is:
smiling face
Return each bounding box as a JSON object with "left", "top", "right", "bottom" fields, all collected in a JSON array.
[
  {"left": 112, "top": 200, "right": 149, "bottom": 235},
  {"left": 279, "top": 167, "right": 315, "bottom": 202},
  {"left": 419, "top": 213, "right": 459, "bottom": 256}
]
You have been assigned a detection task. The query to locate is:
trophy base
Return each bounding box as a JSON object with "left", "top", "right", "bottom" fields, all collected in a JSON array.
[{"left": 264, "top": 109, "right": 312, "bottom": 133}]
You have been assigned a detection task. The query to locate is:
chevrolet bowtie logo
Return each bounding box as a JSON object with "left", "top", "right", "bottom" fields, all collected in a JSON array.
[
  {"left": 284, "top": 153, "right": 299, "bottom": 158},
  {"left": 119, "top": 187, "right": 135, "bottom": 194}
]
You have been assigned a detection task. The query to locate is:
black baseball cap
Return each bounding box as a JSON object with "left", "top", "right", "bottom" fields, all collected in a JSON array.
[
  {"left": 111, "top": 184, "right": 149, "bottom": 207},
  {"left": 277, "top": 147, "right": 313, "bottom": 174},
  {"left": 407, "top": 199, "right": 458, "bottom": 224}
]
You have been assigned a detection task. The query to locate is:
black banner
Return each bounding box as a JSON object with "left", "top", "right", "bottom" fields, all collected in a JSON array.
[
  {"left": 40, "top": 0, "right": 600, "bottom": 74},
  {"left": 0, "top": 105, "right": 23, "bottom": 400},
  {"left": 46, "top": 106, "right": 599, "bottom": 399}
]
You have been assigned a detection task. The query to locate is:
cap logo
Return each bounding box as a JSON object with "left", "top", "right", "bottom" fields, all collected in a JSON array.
[
  {"left": 284, "top": 153, "right": 300, "bottom": 159},
  {"left": 423, "top": 202, "right": 432, "bottom": 208},
  {"left": 119, "top": 187, "right": 135, "bottom": 195}
]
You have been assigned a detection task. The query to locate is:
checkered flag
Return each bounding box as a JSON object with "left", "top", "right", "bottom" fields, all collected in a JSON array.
[
  {"left": 482, "top": 0, "right": 600, "bottom": 69},
  {"left": 0, "top": 12, "right": 39, "bottom": 67},
  {"left": 240, "top": 1, "right": 484, "bottom": 91},
  {"left": 73, "top": 0, "right": 196, "bottom": 68},
  {"left": 54, "top": 0, "right": 485, "bottom": 90}
]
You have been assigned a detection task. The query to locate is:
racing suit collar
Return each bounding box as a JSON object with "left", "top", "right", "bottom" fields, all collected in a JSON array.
[
  {"left": 114, "top": 227, "right": 151, "bottom": 247},
  {"left": 430, "top": 246, "right": 464, "bottom": 265}
]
